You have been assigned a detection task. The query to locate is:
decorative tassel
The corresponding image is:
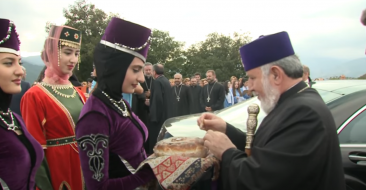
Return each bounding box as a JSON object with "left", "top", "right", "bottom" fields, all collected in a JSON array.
[
  {"left": 77, "top": 55, "right": 81, "bottom": 70},
  {"left": 58, "top": 41, "right": 61, "bottom": 67}
]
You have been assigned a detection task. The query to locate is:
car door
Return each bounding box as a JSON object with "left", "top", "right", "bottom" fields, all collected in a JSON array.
[{"left": 337, "top": 105, "right": 366, "bottom": 189}]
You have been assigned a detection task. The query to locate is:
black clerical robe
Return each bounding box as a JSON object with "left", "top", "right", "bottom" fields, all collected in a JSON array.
[
  {"left": 134, "top": 76, "right": 154, "bottom": 125},
  {"left": 149, "top": 75, "right": 173, "bottom": 154},
  {"left": 172, "top": 84, "right": 192, "bottom": 117},
  {"left": 220, "top": 81, "right": 346, "bottom": 190},
  {"left": 200, "top": 82, "right": 225, "bottom": 112},
  {"left": 190, "top": 85, "right": 203, "bottom": 113}
]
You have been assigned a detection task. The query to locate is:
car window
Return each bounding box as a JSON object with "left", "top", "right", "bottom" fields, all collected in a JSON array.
[{"left": 338, "top": 108, "right": 366, "bottom": 144}]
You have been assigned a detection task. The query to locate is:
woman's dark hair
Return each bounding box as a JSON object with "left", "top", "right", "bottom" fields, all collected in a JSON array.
[
  {"left": 223, "top": 80, "right": 229, "bottom": 95},
  {"left": 239, "top": 78, "right": 245, "bottom": 88},
  {"left": 69, "top": 73, "right": 82, "bottom": 87},
  {"left": 34, "top": 66, "right": 47, "bottom": 84},
  {"left": 232, "top": 80, "right": 243, "bottom": 97}
]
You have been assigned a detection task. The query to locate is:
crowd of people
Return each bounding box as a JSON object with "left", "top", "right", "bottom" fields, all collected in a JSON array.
[{"left": 0, "top": 7, "right": 365, "bottom": 190}]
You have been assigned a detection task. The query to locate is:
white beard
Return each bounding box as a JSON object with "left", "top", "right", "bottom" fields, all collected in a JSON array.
[{"left": 260, "top": 77, "right": 280, "bottom": 114}]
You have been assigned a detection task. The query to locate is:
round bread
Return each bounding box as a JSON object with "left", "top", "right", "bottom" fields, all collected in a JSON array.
[{"left": 153, "top": 137, "right": 208, "bottom": 158}]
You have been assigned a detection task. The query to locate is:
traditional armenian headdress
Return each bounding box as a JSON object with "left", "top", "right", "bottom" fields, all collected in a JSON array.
[
  {"left": 58, "top": 26, "right": 82, "bottom": 69},
  {"left": 239, "top": 31, "right": 295, "bottom": 71},
  {"left": 100, "top": 18, "right": 152, "bottom": 62},
  {"left": 41, "top": 25, "right": 82, "bottom": 84},
  {"left": 0, "top": 19, "right": 21, "bottom": 55},
  {"left": 44, "top": 25, "right": 82, "bottom": 69},
  {"left": 93, "top": 17, "right": 152, "bottom": 101}
]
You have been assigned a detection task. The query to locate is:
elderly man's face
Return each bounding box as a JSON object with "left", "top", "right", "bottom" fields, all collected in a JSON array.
[
  {"left": 174, "top": 74, "right": 182, "bottom": 85},
  {"left": 247, "top": 67, "right": 280, "bottom": 114},
  {"left": 144, "top": 65, "right": 152, "bottom": 77}
]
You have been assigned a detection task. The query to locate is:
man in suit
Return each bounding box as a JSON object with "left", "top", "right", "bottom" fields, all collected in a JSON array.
[
  {"left": 147, "top": 64, "right": 173, "bottom": 154},
  {"left": 10, "top": 66, "right": 31, "bottom": 116}
]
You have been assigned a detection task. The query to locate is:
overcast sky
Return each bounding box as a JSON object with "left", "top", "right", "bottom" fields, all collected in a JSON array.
[{"left": 1, "top": 0, "right": 365, "bottom": 77}]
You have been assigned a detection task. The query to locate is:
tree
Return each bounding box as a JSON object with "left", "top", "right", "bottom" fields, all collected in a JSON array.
[
  {"left": 61, "top": 0, "right": 119, "bottom": 81},
  {"left": 146, "top": 29, "right": 186, "bottom": 78},
  {"left": 45, "top": 21, "right": 56, "bottom": 33},
  {"left": 184, "top": 32, "right": 251, "bottom": 81}
]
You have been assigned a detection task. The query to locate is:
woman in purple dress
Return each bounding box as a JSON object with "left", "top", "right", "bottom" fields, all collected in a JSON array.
[
  {"left": 0, "top": 19, "right": 43, "bottom": 190},
  {"left": 75, "top": 18, "right": 156, "bottom": 190}
]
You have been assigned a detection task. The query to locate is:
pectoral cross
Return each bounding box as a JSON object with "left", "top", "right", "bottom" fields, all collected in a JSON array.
[
  {"left": 207, "top": 97, "right": 210, "bottom": 102},
  {"left": 177, "top": 96, "right": 180, "bottom": 101},
  {"left": 7, "top": 123, "right": 17, "bottom": 131}
]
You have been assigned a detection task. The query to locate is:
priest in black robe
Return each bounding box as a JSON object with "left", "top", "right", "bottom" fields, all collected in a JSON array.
[
  {"left": 171, "top": 73, "right": 192, "bottom": 117},
  {"left": 190, "top": 76, "right": 203, "bottom": 113},
  {"left": 200, "top": 70, "right": 225, "bottom": 112},
  {"left": 148, "top": 64, "right": 173, "bottom": 154},
  {"left": 135, "top": 62, "right": 154, "bottom": 152},
  {"left": 198, "top": 32, "right": 346, "bottom": 190},
  {"left": 134, "top": 62, "right": 154, "bottom": 124}
]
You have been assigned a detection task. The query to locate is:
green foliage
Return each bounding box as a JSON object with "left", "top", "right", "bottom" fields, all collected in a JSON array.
[
  {"left": 148, "top": 31, "right": 252, "bottom": 80},
  {"left": 184, "top": 32, "right": 251, "bottom": 81},
  {"left": 43, "top": 0, "right": 119, "bottom": 81},
  {"left": 44, "top": 0, "right": 251, "bottom": 82},
  {"left": 146, "top": 29, "right": 186, "bottom": 78},
  {"left": 62, "top": 0, "right": 120, "bottom": 81}
]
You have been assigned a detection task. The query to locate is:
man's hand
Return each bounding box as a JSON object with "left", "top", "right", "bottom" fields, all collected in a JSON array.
[
  {"left": 197, "top": 112, "right": 226, "bottom": 133},
  {"left": 145, "top": 99, "right": 150, "bottom": 106},
  {"left": 203, "top": 130, "right": 236, "bottom": 161},
  {"left": 247, "top": 90, "right": 253, "bottom": 97}
]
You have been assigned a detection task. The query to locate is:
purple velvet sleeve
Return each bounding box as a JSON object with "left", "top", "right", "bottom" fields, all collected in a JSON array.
[{"left": 76, "top": 112, "right": 155, "bottom": 190}]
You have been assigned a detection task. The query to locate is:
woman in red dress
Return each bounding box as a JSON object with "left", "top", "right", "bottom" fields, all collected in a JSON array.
[{"left": 21, "top": 25, "right": 86, "bottom": 190}]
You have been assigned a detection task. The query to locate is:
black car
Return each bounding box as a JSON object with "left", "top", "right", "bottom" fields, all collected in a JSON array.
[{"left": 158, "top": 80, "right": 366, "bottom": 189}]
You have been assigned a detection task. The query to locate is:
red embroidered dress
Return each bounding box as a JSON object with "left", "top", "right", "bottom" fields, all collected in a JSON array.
[{"left": 21, "top": 83, "right": 86, "bottom": 190}]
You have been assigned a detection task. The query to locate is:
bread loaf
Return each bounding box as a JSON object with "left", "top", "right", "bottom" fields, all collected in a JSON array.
[{"left": 153, "top": 137, "right": 208, "bottom": 158}]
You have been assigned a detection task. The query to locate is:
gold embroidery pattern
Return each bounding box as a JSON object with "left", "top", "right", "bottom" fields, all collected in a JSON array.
[
  {"left": 58, "top": 181, "right": 71, "bottom": 190},
  {"left": 36, "top": 84, "right": 83, "bottom": 154}
]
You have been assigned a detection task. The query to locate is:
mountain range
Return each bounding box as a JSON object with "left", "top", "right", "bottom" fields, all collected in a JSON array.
[
  {"left": 315, "top": 57, "right": 366, "bottom": 79},
  {"left": 22, "top": 56, "right": 44, "bottom": 84},
  {"left": 21, "top": 55, "right": 366, "bottom": 83}
]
